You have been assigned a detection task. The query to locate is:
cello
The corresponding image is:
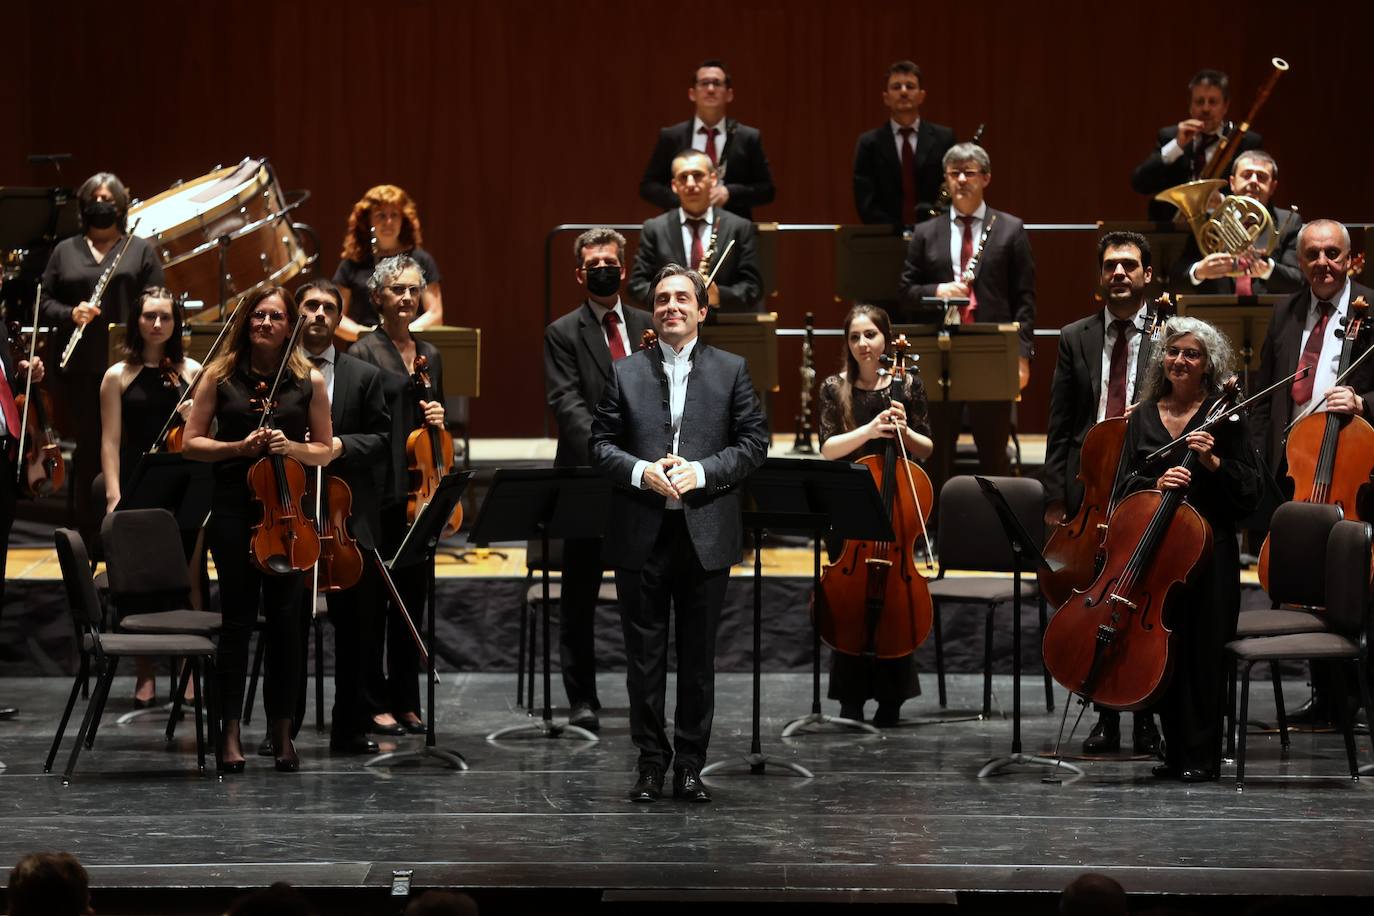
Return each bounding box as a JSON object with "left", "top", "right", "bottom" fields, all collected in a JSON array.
[
  {"left": 1040, "top": 294, "right": 1172, "bottom": 608},
  {"left": 405, "top": 354, "right": 463, "bottom": 537},
  {"left": 11, "top": 283, "right": 65, "bottom": 499},
  {"left": 1256, "top": 296, "right": 1374, "bottom": 590},
  {"left": 1043, "top": 378, "right": 1241, "bottom": 710},
  {"left": 816, "top": 335, "right": 936, "bottom": 658}
]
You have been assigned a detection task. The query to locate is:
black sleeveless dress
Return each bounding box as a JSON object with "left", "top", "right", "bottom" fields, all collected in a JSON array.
[{"left": 118, "top": 365, "right": 188, "bottom": 492}]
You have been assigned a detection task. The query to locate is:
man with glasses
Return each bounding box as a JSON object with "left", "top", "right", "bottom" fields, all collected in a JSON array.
[
  {"left": 639, "top": 59, "right": 775, "bottom": 220},
  {"left": 897, "top": 142, "right": 1036, "bottom": 497},
  {"left": 852, "top": 60, "right": 955, "bottom": 228},
  {"left": 629, "top": 150, "right": 763, "bottom": 313}
]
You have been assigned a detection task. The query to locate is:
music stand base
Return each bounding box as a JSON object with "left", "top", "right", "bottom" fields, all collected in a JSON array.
[
  {"left": 781, "top": 712, "right": 879, "bottom": 737},
  {"left": 116, "top": 702, "right": 175, "bottom": 726},
  {"left": 366, "top": 744, "right": 468, "bottom": 770},
  {"left": 701, "top": 752, "right": 814, "bottom": 778},
  {"left": 485, "top": 719, "right": 599, "bottom": 742},
  {"left": 977, "top": 753, "right": 1084, "bottom": 781}
]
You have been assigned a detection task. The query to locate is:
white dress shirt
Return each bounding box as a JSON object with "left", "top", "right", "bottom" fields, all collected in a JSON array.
[
  {"left": 630, "top": 337, "right": 706, "bottom": 509},
  {"left": 1293, "top": 278, "right": 1354, "bottom": 422},
  {"left": 586, "top": 297, "right": 631, "bottom": 356},
  {"left": 1096, "top": 304, "right": 1149, "bottom": 422},
  {"left": 692, "top": 116, "right": 725, "bottom": 157},
  {"left": 890, "top": 118, "right": 922, "bottom": 160},
  {"left": 310, "top": 344, "right": 336, "bottom": 403},
  {"left": 678, "top": 206, "right": 716, "bottom": 269},
  {"left": 948, "top": 201, "right": 989, "bottom": 277},
  {"left": 1161, "top": 133, "right": 1222, "bottom": 166}
]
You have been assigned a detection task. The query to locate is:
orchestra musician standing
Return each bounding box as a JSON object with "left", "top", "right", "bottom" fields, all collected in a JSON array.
[
  {"left": 1041, "top": 232, "right": 1161, "bottom": 755},
  {"left": 817, "top": 304, "right": 933, "bottom": 725},
  {"left": 1, "top": 322, "right": 44, "bottom": 718},
  {"left": 639, "top": 59, "right": 775, "bottom": 221},
  {"left": 296, "top": 278, "right": 392, "bottom": 754},
  {"left": 182, "top": 286, "right": 333, "bottom": 773},
  {"left": 590, "top": 264, "right": 768, "bottom": 803},
  {"left": 543, "top": 229, "right": 654, "bottom": 732},
  {"left": 40, "top": 173, "right": 164, "bottom": 550},
  {"left": 1112, "top": 317, "right": 1259, "bottom": 782},
  {"left": 349, "top": 255, "right": 447, "bottom": 738},
  {"left": 897, "top": 142, "right": 1035, "bottom": 500},
  {"left": 852, "top": 60, "right": 956, "bottom": 228}
]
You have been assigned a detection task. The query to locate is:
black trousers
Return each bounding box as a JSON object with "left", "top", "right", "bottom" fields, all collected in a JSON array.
[
  {"left": 0, "top": 445, "right": 16, "bottom": 626},
  {"left": 366, "top": 505, "right": 425, "bottom": 717},
  {"left": 1158, "top": 571, "right": 1238, "bottom": 773},
  {"left": 827, "top": 652, "right": 922, "bottom": 706},
  {"left": 615, "top": 512, "right": 729, "bottom": 772},
  {"left": 559, "top": 536, "right": 605, "bottom": 710},
  {"left": 324, "top": 559, "right": 377, "bottom": 736},
  {"left": 926, "top": 400, "right": 1011, "bottom": 506},
  {"left": 206, "top": 512, "right": 306, "bottom": 724},
  {"left": 54, "top": 372, "right": 102, "bottom": 553}
]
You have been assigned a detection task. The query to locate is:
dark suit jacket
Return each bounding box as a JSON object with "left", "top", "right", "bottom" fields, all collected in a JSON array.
[
  {"left": 628, "top": 209, "right": 763, "bottom": 312},
  {"left": 1168, "top": 204, "right": 1303, "bottom": 296},
  {"left": 325, "top": 352, "right": 391, "bottom": 550},
  {"left": 1040, "top": 310, "right": 1154, "bottom": 513},
  {"left": 1130, "top": 125, "right": 1263, "bottom": 221},
  {"left": 852, "top": 120, "right": 956, "bottom": 227},
  {"left": 589, "top": 342, "right": 768, "bottom": 571},
  {"left": 897, "top": 208, "right": 1037, "bottom": 356},
  {"left": 348, "top": 331, "right": 445, "bottom": 508},
  {"left": 1250, "top": 281, "right": 1374, "bottom": 477},
  {"left": 639, "top": 118, "right": 775, "bottom": 220},
  {"left": 545, "top": 301, "right": 654, "bottom": 468}
]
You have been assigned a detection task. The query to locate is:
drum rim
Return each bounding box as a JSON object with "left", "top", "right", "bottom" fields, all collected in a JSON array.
[{"left": 128, "top": 158, "right": 282, "bottom": 241}]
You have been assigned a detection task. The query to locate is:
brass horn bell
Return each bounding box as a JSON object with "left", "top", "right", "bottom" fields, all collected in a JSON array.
[{"left": 1155, "top": 179, "right": 1277, "bottom": 260}]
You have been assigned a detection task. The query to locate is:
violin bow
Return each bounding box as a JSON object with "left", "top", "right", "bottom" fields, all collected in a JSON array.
[
  {"left": 14, "top": 283, "right": 41, "bottom": 484},
  {"left": 1143, "top": 370, "right": 1303, "bottom": 463},
  {"left": 149, "top": 295, "right": 243, "bottom": 453}
]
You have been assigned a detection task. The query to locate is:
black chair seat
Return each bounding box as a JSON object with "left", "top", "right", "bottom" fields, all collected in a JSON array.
[
  {"left": 1227, "top": 632, "right": 1359, "bottom": 662},
  {"left": 928, "top": 577, "right": 1037, "bottom": 604},
  {"left": 83, "top": 633, "right": 217, "bottom": 657},
  {"left": 119, "top": 610, "right": 221, "bottom": 634},
  {"left": 526, "top": 582, "right": 619, "bottom": 605},
  {"left": 1234, "top": 608, "right": 1327, "bottom": 639}
]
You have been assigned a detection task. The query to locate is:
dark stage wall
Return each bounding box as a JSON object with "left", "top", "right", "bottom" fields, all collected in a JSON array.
[{"left": 4, "top": 1, "right": 1371, "bottom": 437}]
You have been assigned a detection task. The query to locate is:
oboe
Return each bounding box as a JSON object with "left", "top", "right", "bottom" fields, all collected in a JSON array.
[{"left": 791, "top": 312, "right": 816, "bottom": 454}]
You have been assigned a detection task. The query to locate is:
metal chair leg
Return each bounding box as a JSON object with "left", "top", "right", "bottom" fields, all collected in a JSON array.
[
  {"left": 1272, "top": 663, "right": 1290, "bottom": 751},
  {"left": 516, "top": 575, "right": 530, "bottom": 708},
  {"left": 83, "top": 655, "right": 118, "bottom": 749},
  {"left": 190, "top": 658, "right": 207, "bottom": 774},
  {"left": 1225, "top": 655, "right": 1238, "bottom": 759},
  {"left": 1236, "top": 662, "right": 1253, "bottom": 789},
  {"left": 166, "top": 662, "right": 195, "bottom": 742},
  {"left": 933, "top": 601, "right": 947, "bottom": 708},
  {"left": 45, "top": 656, "right": 89, "bottom": 773},
  {"left": 981, "top": 604, "right": 995, "bottom": 718},
  {"left": 65, "top": 661, "right": 116, "bottom": 782},
  {"left": 1038, "top": 596, "right": 1053, "bottom": 712}
]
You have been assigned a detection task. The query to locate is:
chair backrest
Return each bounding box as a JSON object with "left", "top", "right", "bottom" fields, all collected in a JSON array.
[
  {"left": 936, "top": 475, "right": 1044, "bottom": 574},
  {"left": 1267, "top": 502, "right": 1344, "bottom": 608},
  {"left": 54, "top": 528, "right": 104, "bottom": 630},
  {"left": 101, "top": 509, "right": 192, "bottom": 610},
  {"left": 1324, "top": 519, "right": 1372, "bottom": 639}
]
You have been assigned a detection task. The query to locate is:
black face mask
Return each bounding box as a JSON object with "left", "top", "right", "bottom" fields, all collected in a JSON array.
[
  {"left": 83, "top": 200, "right": 119, "bottom": 229},
  {"left": 585, "top": 265, "right": 621, "bottom": 298}
]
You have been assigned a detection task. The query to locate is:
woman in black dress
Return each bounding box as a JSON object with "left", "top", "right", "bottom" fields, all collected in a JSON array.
[
  {"left": 98, "top": 286, "right": 202, "bottom": 706},
  {"left": 1115, "top": 316, "right": 1259, "bottom": 781},
  {"left": 350, "top": 254, "right": 448, "bottom": 737},
  {"left": 817, "top": 304, "right": 934, "bottom": 725},
  {"left": 331, "top": 184, "right": 444, "bottom": 341},
  {"left": 182, "top": 286, "right": 332, "bottom": 772}
]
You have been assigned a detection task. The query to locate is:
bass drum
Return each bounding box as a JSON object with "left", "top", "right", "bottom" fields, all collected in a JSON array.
[{"left": 128, "top": 158, "right": 315, "bottom": 321}]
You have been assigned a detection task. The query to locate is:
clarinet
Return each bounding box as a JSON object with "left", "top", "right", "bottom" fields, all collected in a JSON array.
[
  {"left": 791, "top": 312, "right": 817, "bottom": 454},
  {"left": 59, "top": 218, "right": 141, "bottom": 370}
]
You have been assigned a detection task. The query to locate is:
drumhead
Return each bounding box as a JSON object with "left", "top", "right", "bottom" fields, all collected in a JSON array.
[{"left": 128, "top": 158, "right": 276, "bottom": 241}]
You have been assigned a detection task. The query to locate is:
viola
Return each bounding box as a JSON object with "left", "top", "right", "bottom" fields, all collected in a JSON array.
[
  {"left": 817, "top": 335, "right": 935, "bottom": 658},
  {"left": 1257, "top": 296, "right": 1374, "bottom": 590},
  {"left": 1041, "top": 294, "right": 1173, "bottom": 608},
  {"left": 247, "top": 347, "right": 321, "bottom": 574},
  {"left": 7, "top": 318, "right": 65, "bottom": 500},
  {"left": 310, "top": 466, "right": 363, "bottom": 593},
  {"left": 404, "top": 354, "right": 463, "bottom": 537},
  {"left": 1042, "top": 379, "right": 1241, "bottom": 710}
]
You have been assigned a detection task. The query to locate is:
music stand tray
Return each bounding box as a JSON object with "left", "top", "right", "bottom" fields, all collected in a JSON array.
[
  {"left": 472, "top": 467, "right": 610, "bottom": 745},
  {"left": 366, "top": 471, "right": 473, "bottom": 771},
  {"left": 971, "top": 477, "right": 1083, "bottom": 782},
  {"left": 893, "top": 322, "right": 1021, "bottom": 403},
  {"left": 1176, "top": 294, "right": 1285, "bottom": 377}
]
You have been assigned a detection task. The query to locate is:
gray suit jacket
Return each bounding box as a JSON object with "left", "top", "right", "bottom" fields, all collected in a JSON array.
[{"left": 589, "top": 341, "right": 768, "bottom": 571}]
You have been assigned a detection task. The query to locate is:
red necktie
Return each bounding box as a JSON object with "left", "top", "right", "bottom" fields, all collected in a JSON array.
[
  {"left": 1292, "top": 301, "right": 1333, "bottom": 406},
  {"left": 1190, "top": 134, "right": 1218, "bottom": 179},
  {"left": 700, "top": 126, "right": 719, "bottom": 165},
  {"left": 958, "top": 215, "right": 979, "bottom": 323},
  {"left": 688, "top": 218, "right": 705, "bottom": 270},
  {"left": 603, "top": 310, "right": 627, "bottom": 361},
  {"left": 1105, "top": 319, "right": 1131, "bottom": 418},
  {"left": 0, "top": 362, "right": 21, "bottom": 446},
  {"left": 899, "top": 126, "right": 916, "bottom": 226},
  {"left": 1235, "top": 274, "right": 1254, "bottom": 296}
]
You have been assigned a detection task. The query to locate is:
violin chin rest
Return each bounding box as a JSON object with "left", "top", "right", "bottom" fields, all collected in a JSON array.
[{"left": 266, "top": 555, "right": 292, "bottom": 575}]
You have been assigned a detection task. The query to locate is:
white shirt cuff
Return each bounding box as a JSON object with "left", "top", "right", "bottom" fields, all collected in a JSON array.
[
  {"left": 1161, "top": 139, "right": 1184, "bottom": 163},
  {"left": 1188, "top": 262, "right": 1204, "bottom": 286},
  {"left": 690, "top": 461, "right": 706, "bottom": 491},
  {"left": 1257, "top": 258, "right": 1275, "bottom": 280},
  {"left": 631, "top": 460, "right": 650, "bottom": 489}
]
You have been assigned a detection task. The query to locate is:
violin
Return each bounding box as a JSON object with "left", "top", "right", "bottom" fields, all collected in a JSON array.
[
  {"left": 404, "top": 354, "right": 463, "bottom": 537},
  {"left": 1042, "top": 378, "right": 1241, "bottom": 710},
  {"left": 8, "top": 311, "right": 64, "bottom": 499},
  {"left": 247, "top": 319, "right": 321, "bottom": 575},
  {"left": 1257, "top": 295, "right": 1374, "bottom": 590},
  {"left": 157, "top": 357, "right": 187, "bottom": 453},
  {"left": 310, "top": 466, "right": 363, "bottom": 594},
  {"left": 1041, "top": 294, "right": 1173, "bottom": 608},
  {"left": 816, "top": 335, "right": 935, "bottom": 658}
]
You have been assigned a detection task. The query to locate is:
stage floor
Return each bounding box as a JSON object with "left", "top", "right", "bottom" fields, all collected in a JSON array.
[{"left": 1, "top": 672, "right": 1372, "bottom": 912}]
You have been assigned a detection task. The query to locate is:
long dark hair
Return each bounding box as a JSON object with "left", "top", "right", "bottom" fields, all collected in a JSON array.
[
  {"left": 122, "top": 286, "right": 184, "bottom": 364},
  {"left": 836, "top": 304, "right": 893, "bottom": 432}
]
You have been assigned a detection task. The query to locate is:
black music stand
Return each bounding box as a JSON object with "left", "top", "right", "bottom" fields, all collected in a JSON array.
[
  {"left": 366, "top": 471, "right": 473, "bottom": 771},
  {"left": 971, "top": 477, "right": 1084, "bottom": 781},
  {"left": 746, "top": 459, "right": 895, "bottom": 739},
  {"left": 476, "top": 468, "right": 609, "bottom": 744}
]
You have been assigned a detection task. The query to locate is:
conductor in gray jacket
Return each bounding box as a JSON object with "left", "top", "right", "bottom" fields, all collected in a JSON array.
[{"left": 590, "top": 263, "right": 768, "bottom": 804}]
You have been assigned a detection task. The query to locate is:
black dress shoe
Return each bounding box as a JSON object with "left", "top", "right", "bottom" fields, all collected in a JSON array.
[
  {"left": 369, "top": 718, "right": 407, "bottom": 737},
  {"left": 872, "top": 702, "right": 902, "bottom": 728},
  {"left": 0, "top": 705, "right": 18, "bottom": 719},
  {"left": 1133, "top": 715, "right": 1162, "bottom": 756},
  {"left": 1082, "top": 712, "right": 1122, "bottom": 754},
  {"left": 630, "top": 766, "right": 664, "bottom": 803},
  {"left": 256, "top": 737, "right": 275, "bottom": 758},
  {"left": 1179, "top": 768, "right": 1215, "bottom": 783},
  {"left": 672, "top": 766, "right": 712, "bottom": 803},
  {"left": 1151, "top": 763, "right": 1179, "bottom": 779},
  {"left": 1286, "top": 696, "right": 1333, "bottom": 727},
  {"left": 219, "top": 759, "right": 246, "bottom": 775},
  {"left": 400, "top": 717, "right": 427, "bottom": 735},
  {"left": 568, "top": 703, "right": 600, "bottom": 732},
  {"left": 330, "top": 734, "right": 380, "bottom": 754},
  {"left": 838, "top": 702, "right": 865, "bottom": 722},
  {"left": 132, "top": 696, "right": 158, "bottom": 710}
]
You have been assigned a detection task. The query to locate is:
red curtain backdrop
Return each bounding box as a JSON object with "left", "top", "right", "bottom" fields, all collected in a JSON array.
[{"left": 5, "top": 0, "right": 1370, "bottom": 436}]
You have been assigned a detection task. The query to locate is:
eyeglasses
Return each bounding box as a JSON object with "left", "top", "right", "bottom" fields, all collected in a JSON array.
[
  {"left": 250, "top": 310, "right": 287, "bottom": 324},
  {"left": 1165, "top": 345, "right": 1204, "bottom": 361},
  {"left": 386, "top": 285, "right": 422, "bottom": 297},
  {"left": 694, "top": 78, "right": 726, "bottom": 89},
  {"left": 945, "top": 169, "right": 986, "bottom": 180}
]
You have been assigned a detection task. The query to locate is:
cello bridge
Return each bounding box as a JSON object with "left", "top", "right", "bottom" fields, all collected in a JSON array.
[
  {"left": 1106, "top": 593, "right": 1137, "bottom": 611},
  {"left": 864, "top": 558, "right": 893, "bottom": 569}
]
